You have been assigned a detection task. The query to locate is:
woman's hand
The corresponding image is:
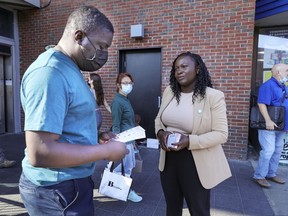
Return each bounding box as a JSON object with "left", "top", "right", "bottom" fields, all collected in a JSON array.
[
  {"left": 98, "top": 131, "right": 116, "bottom": 144},
  {"left": 157, "top": 130, "right": 172, "bottom": 151},
  {"left": 170, "top": 132, "right": 189, "bottom": 151}
]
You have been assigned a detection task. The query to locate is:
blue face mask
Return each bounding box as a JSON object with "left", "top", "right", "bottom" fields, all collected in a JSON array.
[
  {"left": 121, "top": 84, "right": 133, "bottom": 95},
  {"left": 282, "top": 77, "right": 288, "bottom": 83},
  {"left": 281, "top": 75, "right": 288, "bottom": 83}
]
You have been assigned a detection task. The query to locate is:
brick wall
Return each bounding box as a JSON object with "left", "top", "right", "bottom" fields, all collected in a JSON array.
[{"left": 18, "top": 0, "right": 256, "bottom": 160}]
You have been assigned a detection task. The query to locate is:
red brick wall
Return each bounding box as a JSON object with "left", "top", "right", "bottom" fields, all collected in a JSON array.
[{"left": 18, "top": 0, "right": 256, "bottom": 160}]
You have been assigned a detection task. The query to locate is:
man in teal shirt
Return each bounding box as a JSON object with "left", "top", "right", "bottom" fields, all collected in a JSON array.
[{"left": 19, "top": 6, "right": 127, "bottom": 216}]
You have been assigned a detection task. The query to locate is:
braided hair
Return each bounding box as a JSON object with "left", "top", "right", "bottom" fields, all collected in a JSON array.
[
  {"left": 89, "top": 73, "right": 104, "bottom": 106},
  {"left": 170, "top": 52, "right": 213, "bottom": 104}
]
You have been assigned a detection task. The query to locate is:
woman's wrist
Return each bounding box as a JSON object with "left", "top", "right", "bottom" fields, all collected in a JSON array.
[
  {"left": 185, "top": 134, "right": 190, "bottom": 149},
  {"left": 157, "top": 129, "right": 164, "bottom": 138}
]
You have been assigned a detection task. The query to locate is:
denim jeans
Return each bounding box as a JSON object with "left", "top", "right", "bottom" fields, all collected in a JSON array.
[
  {"left": 253, "top": 130, "right": 286, "bottom": 179},
  {"left": 113, "top": 143, "right": 135, "bottom": 176},
  {"left": 19, "top": 172, "right": 94, "bottom": 216}
]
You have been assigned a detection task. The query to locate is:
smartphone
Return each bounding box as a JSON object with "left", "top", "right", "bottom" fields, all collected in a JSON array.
[{"left": 167, "top": 133, "right": 181, "bottom": 148}]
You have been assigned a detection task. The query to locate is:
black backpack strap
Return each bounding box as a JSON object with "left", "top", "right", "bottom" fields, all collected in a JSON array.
[{"left": 281, "top": 84, "right": 287, "bottom": 105}]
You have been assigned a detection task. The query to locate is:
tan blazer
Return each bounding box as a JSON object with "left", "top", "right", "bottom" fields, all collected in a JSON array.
[{"left": 155, "top": 86, "right": 232, "bottom": 189}]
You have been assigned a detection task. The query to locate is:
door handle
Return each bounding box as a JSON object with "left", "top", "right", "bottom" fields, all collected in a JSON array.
[{"left": 158, "top": 96, "right": 161, "bottom": 108}]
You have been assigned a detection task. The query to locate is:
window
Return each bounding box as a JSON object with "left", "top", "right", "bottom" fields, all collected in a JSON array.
[
  {"left": 256, "top": 27, "right": 288, "bottom": 85},
  {"left": 0, "top": 7, "right": 13, "bottom": 38}
]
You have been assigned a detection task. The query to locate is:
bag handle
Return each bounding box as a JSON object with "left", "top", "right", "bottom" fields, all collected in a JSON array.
[
  {"left": 109, "top": 160, "right": 126, "bottom": 176},
  {"left": 280, "top": 84, "right": 287, "bottom": 105},
  {"left": 135, "top": 151, "right": 142, "bottom": 161}
]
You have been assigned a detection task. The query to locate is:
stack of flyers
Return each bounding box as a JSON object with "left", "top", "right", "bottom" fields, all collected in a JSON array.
[{"left": 115, "top": 126, "right": 146, "bottom": 143}]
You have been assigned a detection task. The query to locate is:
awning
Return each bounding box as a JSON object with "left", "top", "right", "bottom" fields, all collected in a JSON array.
[
  {"left": 0, "top": 0, "right": 40, "bottom": 10},
  {"left": 255, "top": 0, "right": 288, "bottom": 27}
]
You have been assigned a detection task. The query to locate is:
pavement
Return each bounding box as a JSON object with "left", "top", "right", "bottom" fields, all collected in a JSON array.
[{"left": 0, "top": 133, "right": 287, "bottom": 216}]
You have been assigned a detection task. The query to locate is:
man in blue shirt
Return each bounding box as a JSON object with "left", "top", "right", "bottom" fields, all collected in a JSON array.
[
  {"left": 253, "top": 63, "right": 288, "bottom": 188},
  {"left": 19, "top": 6, "right": 127, "bottom": 216}
]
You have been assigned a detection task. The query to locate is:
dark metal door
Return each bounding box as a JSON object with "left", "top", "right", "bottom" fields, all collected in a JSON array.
[
  {"left": 119, "top": 49, "right": 161, "bottom": 138},
  {"left": 0, "top": 44, "right": 14, "bottom": 134},
  {"left": 0, "top": 55, "right": 5, "bottom": 133}
]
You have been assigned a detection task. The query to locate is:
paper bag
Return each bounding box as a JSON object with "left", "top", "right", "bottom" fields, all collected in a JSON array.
[{"left": 99, "top": 162, "right": 132, "bottom": 201}]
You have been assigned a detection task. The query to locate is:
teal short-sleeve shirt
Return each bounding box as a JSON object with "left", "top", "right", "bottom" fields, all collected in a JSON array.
[{"left": 21, "top": 49, "right": 98, "bottom": 186}]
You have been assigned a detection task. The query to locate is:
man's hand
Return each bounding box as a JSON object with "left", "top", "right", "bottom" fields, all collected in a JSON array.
[
  {"left": 265, "top": 119, "right": 278, "bottom": 130},
  {"left": 25, "top": 131, "right": 127, "bottom": 168},
  {"left": 103, "top": 140, "right": 128, "bottom": 161}
]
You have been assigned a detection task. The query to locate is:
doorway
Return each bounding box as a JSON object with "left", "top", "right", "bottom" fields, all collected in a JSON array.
[
  {"left": 119, "top": 49, "right": 162, "bottom": 138},
  {"left": 0, "top": 44, "right": 14, "bottom": 134}
]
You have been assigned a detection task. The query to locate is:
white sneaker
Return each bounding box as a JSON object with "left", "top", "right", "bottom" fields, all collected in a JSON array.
[
  {"left": 0, "top": 159, "right": 16, "bottom": 168},
  {"left": 128, "top": 190, "right": 142, "bottom": 202}
]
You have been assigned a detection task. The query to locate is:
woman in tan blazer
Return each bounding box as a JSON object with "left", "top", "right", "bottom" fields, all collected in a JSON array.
[{"left": 155, "top": 52, "right": 231, "bottom": 216}]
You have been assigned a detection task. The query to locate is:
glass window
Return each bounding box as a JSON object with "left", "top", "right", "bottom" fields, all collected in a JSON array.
[
  {"left": 256, "top": 27, "right": 288, "bottom": 86},
  {"left": 0, "top": 44, "right": 11, "bottom": 56},
  {"left": 0, "top": 8, "right": 14, "bottom": 38}
]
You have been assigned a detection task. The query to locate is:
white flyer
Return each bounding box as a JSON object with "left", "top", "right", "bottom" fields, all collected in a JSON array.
[{"left": 115, "top": 126, "right": 146, "bottom": 143}]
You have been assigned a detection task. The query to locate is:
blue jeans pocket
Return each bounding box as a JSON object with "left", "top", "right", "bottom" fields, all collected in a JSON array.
[
  {"left": 19, "top": 172, "right": 94, "bottom": 216},
  {"left": 53, "top": 185, "right": 78, "bottom": 210}
]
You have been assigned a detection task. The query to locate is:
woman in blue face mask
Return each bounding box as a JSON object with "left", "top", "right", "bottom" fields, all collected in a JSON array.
[{"left": 110, "top": 72, "right": 143, "bottom": 203}]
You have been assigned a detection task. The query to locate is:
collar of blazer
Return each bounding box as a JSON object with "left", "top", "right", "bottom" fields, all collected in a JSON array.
[{"left": 191, "top": 98, "right": 205, "bottom": 135}]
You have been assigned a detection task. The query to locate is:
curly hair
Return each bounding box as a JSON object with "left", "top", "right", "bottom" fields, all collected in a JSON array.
[
  {"left": 170, "top": 52, "right": 213, "bottom": 104},
  {"left": 89, "top": 73, "right": 104, "bottom": 106}
]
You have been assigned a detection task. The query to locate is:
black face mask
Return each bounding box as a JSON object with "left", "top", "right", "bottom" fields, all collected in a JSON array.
[{"left": 80, "top": 49, "right": 108, "bottom": 72}]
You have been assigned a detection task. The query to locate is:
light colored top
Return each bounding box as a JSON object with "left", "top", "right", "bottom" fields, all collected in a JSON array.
[
  {"left": 161, "top": 92, "right": 194, "bottom": 133},
  {"left": 21, "top": 48, "right": 97, "bottom": 186},
  {"left": 155, "top": 86, "right": 231, "bottom": 189}
]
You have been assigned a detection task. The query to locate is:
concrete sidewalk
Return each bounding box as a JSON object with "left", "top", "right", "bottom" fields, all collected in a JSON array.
[{"left": 0, "top": 133, "right": 287, "bottom": 216}]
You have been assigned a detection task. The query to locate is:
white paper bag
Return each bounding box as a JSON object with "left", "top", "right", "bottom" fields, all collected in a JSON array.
[{"left": 99, "top": 163, "right": 132, "bottom": 201}]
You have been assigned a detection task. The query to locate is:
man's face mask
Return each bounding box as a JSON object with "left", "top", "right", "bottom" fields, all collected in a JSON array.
[
  {"left": 82, "top": 49, "right": 108, "bottom": 71},
  {"left": 79, "top": 35, "right": 108, "bottom": 71},
  {"left": 280, "top": 74, "right": 288, "bottom": 83}
]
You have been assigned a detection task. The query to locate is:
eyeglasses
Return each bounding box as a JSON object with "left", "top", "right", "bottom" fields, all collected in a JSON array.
[{"left": 121, "top": 82, "right": 134, "bottom": 85}]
